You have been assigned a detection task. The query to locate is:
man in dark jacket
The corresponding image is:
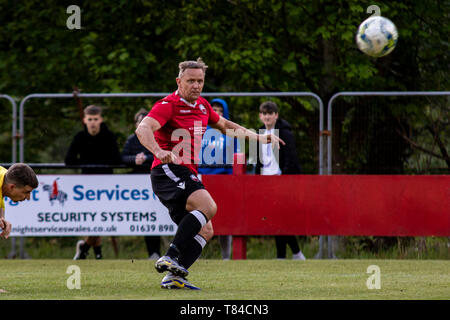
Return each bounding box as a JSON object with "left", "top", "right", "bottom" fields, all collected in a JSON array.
[
  {"left": 122, "top": 108, "right": 154, "bottom": 173},
  {"left": 255, "top": 101, "right": 306, "bottom": 260},
  {"left": 65, "top": 104, "right": 122, "bottom": 259}
]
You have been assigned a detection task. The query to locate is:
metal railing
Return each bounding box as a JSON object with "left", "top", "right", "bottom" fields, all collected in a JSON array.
[
  {"left": 319, "top": 91, "right": 450, "bottom": 259},
  {"left": 8, "top": 90, "right": 446, "bottom": 259},
  {"left": 18, "top": 91, "right": 324, "bottom": 173},
  {"left": 327, "top": 91, "right": 450, "bottom": 174},
  {"left": 6, "top": 91, "right": 324, "bottom": 259},
  {"left": 0, "top": 163, "right": 233, "bottom": 169}
]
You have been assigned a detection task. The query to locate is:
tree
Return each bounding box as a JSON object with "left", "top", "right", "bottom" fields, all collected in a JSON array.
[{"left": 0, "top": 0, "right": 447, "bottom": 174}]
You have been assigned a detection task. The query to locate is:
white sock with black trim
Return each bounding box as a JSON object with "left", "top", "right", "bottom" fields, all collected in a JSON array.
[{"left": 190, "top": 210, "right": 208, "bottom": 227}]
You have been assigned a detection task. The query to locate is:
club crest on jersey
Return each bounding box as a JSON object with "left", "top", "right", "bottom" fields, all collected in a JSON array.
[{"left": 199, "top": 104, "right": 207, "bottom": 114}]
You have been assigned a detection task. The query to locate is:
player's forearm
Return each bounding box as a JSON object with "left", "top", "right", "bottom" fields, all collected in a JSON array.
[
  {"left": 221, "top": 120, "right": 260, "bottom": 141},
  {"left": 0, "top": 208, "right": 5, "bottom": 220},
  {"left": 135, "top": 125, "right": 162, "bottom": 156}
]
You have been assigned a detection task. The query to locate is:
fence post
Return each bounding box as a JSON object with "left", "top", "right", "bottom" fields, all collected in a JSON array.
[{"left": 232, "top": 153, "right": 247, "bottom": 260}]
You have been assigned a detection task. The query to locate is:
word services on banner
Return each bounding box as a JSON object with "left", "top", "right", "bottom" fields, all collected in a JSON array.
[{"left": 5, "top": 175, "right": 177, "bottom": 237}]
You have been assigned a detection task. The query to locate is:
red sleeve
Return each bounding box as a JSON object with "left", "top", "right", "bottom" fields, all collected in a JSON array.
[
  {"left": 147, "top": 101, "right": 173, "bottom": 127},
  {"left": 205, "top": 100, "right": 220, "bottom": 124}
]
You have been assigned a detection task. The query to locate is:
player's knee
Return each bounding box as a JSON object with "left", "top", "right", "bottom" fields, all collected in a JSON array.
[
  {"left": 186, "top": 189, "right": 217, "bottom": 220},
  {"left": 208, "top": 200, "right": 217, "bottom": 219},
  {"left": 196, "top": 200, "right": 217, "bottom": 220}
]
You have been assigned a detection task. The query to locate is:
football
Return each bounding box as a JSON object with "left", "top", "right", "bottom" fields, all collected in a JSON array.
[{"left": 356, "top": 16, "right": 398, "bottom": 57}]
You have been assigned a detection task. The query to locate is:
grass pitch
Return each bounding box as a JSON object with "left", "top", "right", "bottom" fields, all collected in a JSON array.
[{"left": 0, "top": 259, "right": 448, "bottom": 300}]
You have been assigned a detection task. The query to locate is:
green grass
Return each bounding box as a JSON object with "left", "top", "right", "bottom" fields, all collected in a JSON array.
[{"left": 0, "top": 259, "right": 448, "bottom": 299}]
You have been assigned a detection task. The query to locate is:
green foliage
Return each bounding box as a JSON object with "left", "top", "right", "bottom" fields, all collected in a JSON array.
[
  {"left": 335, "top": 95, "right": 448, "bottom": 174},
  {"left": 0, "top": 1, "right": 448, "bottom": 171}
]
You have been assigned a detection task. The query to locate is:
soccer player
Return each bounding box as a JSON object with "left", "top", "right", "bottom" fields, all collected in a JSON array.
[
  {"left": 0, "top": 163, "right": 39, "bottom": 239},
  {"left": 136, "top": 58, "right": 284, "bottom": 290}
]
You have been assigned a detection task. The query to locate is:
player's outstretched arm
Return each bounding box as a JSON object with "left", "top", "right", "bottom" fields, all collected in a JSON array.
[
  {"left": 135, "top": 117, "right": 178, "bottom": 164},
  {"left": 210, "top": 117, "right": 285, "bottom": 149}
]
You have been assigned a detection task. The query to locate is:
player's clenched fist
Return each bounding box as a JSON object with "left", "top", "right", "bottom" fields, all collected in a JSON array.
[
  {"left": 0, "top": 218, "right": 12, "bottom": 239},
  {"left": 156, "top": 150, "right": 178, "bottom": 164}
]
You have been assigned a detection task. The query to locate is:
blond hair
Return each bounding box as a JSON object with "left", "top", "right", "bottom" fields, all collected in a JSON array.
[{"left": 178, "top": 57, "right": 208, "bottom": 78}]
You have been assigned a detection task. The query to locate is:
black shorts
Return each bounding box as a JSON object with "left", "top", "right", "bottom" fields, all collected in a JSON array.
[{"left": 151, "top": 164, "right": 205, "bottom": 224}]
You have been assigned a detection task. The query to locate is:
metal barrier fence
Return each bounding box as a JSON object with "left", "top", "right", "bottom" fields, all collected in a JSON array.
[
  {"left": 322, "top": 91, "right": 450, "bottom": 259},
  {"left": 327, "top": 91, "right": 450, "bottom": 174},
  {"left": 7, "top": 91, "right": 326, "bottom": 259},
  {"left": 7, "top": 91, "right": 446, "bottom": 259},
  {"left": 0, "top": 163, "right": 233, "bottom": 170},
  {"left": 18, "top": 92, "right": 324, "bottom": 172}
]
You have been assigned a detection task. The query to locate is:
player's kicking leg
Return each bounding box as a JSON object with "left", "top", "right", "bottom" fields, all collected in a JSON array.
[
  {"left": 159, "top": 221, "right": 214, "bottom": 290},
  {"left": 155, "top": 189, "right": 216, "bottom": 276},
  {"left": 151, "top": 165, "right": 217, "bottom": 289}
]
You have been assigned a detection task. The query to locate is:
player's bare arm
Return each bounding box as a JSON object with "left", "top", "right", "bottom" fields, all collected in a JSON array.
[
  {"left": 135, "top": 116, "right": 178, "bottom": 163},
  {"left": 210, "top": 116, "right": 285, "bottom": 148}
]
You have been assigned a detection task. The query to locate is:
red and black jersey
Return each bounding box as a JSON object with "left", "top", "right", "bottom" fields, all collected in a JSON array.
[{"left": 147, "top": 91, "right": 220, "bottom": 174}]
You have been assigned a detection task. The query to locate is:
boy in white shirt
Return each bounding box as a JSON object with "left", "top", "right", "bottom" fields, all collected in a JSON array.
[{"left": 256, "top": 101, "right": 306, "bottom": 260}]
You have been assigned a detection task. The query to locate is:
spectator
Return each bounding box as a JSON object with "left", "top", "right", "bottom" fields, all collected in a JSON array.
[
  {"left": 198, "top": 99, "right": 240, "bottom": 260},
  {"left": 122, "top": 108, "right": 161, "bottom": 260},
  {"left": 65, "top": 104, "right": 122, "bottom": 259},
  {"left": 255, "top": 101, "right": 306, "bottom": 260}
]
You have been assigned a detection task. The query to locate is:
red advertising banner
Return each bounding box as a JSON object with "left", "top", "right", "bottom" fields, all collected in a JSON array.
[{"left": 203, "top": 175, "right": 449, "bottom": 237}]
